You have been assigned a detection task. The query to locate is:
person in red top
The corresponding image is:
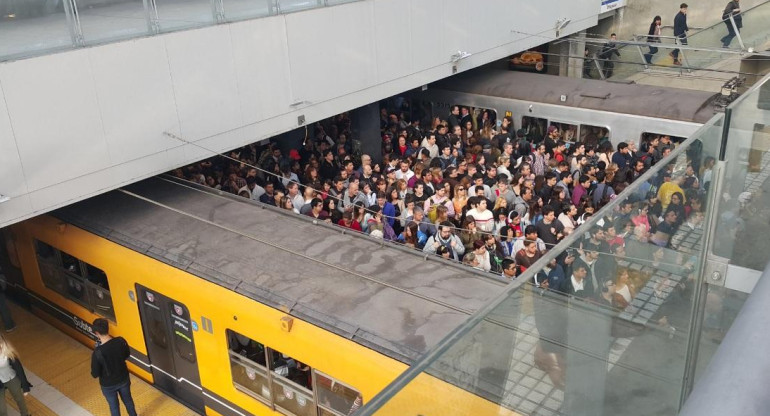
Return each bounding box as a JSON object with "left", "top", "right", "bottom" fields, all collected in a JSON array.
[
  {"left": 338, "top": 211, "right": 362, "bottom": 231},
  {"left": 553, "top": 140, "right": 567, "bottom": 164}
]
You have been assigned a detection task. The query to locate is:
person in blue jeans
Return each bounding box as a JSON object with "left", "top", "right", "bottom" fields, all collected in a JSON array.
[{"left": 91, "top": 318, "right": 137, "bottom": 416}]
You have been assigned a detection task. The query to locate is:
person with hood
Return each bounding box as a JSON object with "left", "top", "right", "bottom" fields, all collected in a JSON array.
[{"left": 423, "top": 222, "right": 466, "bottom": 261}]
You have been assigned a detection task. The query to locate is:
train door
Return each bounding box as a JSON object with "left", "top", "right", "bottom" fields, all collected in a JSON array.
[{"left": 135, "top": 284, "right": 204, "bottom": 413}]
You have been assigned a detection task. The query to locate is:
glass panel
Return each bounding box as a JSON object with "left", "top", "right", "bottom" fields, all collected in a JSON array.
[
  {"left": 277, "top": 0, "right": 318, "bottom": 14},
  {"left": 549, "top": 121, "right": 578, "bottom": 144},
  {"left": 316, "top": 372, "right": 362, "bottom": 416},
  {"left": 521, "top": 116, "right": 547, "bottom": 143},
  {"left": 227, "top": 329, "right": 267, "bottom": 365},
  {"left": 66, "top": 274, "right": 91, "bottom": 308},
  {"left": 580, "top": 124, "right": 609, "bottom": 148},
  {"left": 77, "top": 0, "right": 149, "bottom": 44},
  {"left": 269, "top": 349, "right": 312, "bottom": 391},
  {"left": 154, "top": 0, "right": 214, "bottom": 32},
  {"left": 272, "top": 378, "right": 314, "bottom": 416},
  {"left": 222, "top": 0, "right": 272, "bottom": 21},
  {"left": 34, "top": 240, "right": 57, "bottom": 263},
  {"left": 86, "top": 281, "right": 115, "bottom": 321},
  {"left": 142, "top": 292, "right": 169, "bottom": 349},
  {"left": 60, "top": 250, "right": 83, "bottom": 276},
  {"left": 169, "top": 302, "right": 196, "bottom": 362},
  {"left": 361, "top": 120, "right": 724, "bottom": 415},
  {"left": 230, "top": 353, "right": 271, "bottom": 402},
  {"left": 84, "top": 262, "right": 108, "bottom": 288},
  {"left": 0, "top": 1, "right": 73, "bottom": 60},
  {"left": 714, "top": 82, "right": 770, "bottom": 270},
  {"left": 39, "top": 262, "right": 67, "bottom": 295}
]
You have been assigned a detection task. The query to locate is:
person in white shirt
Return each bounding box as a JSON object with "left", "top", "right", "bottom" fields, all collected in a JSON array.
[
  {"left": 395, "top": 160, "right": 414, "bottom": 182},
  {"left": 465, "top": 197, "right": 494, "bottom": 233}
]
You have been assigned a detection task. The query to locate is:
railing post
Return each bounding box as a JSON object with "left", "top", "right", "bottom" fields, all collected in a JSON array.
[
  {"left": 676, "top": 37, "right": 693, "bottom": 74},
  {"left": 636, "top": 44, "right": 649, "bottom": 69},
  {"left": 144, "top": 0, "right": 160, "bottom": 34},
  {"left": 62, "top": 0, "right": 84, "bottom": 47},
  {"left": 211, "top": 0, "right": 226, "bottom": 23},
  {"left": 593, "top": 53, "right": 605, "bottom": 80}
]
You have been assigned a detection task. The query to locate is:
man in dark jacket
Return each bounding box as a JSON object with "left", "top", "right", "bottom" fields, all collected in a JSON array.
[
  {"left": 598, "top": 33, "right": 621, "bottom": 78},
  {"left": 91, "top": 318, "right": 137, "bottom": 416},
  {"left": 721, "top": 0, "right": 742, "bottom": 48},
  {"left": 671, "top": 3, "right": 689, "bottom": 65}
]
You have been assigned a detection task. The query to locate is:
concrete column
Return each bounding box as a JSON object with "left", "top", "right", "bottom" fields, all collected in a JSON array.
[
  {"left": 351, "top": 102, "right": 382, "bottom": 163},
  {"left": 558, "top": 31, "right": 587, "bottom": 78}
]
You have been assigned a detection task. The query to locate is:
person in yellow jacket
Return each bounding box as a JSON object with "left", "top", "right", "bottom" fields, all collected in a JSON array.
[{"left": 657, "top": 172, "right": 685, "bottom": 211}]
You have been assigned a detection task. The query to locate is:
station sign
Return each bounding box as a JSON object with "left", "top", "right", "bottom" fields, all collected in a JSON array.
[{"left": 600, "top": 0, "right": 626, "bottom": 13}]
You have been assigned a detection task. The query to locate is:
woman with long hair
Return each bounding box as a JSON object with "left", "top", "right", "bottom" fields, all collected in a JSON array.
[
  {"left": 452, "top": 184, "right": 469, "bottom": 219},
  {"left": 460, "top": 216, "right": 483, "bottom": 254},
  {"left": 0, "top": 336, "right": 32, "bottom": 416},
  {"left": 644, "top": 15, "right": 662, "bottom": 64},
  {"left": 323, "top": 197, "right": 341, "bottom": 224}
]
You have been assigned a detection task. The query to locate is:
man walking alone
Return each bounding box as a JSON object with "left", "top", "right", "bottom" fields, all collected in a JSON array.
[
  {"left": 91, "top": 318, "right": 138, "bottom": 416},
  {"left": 721, "top": 0, "right": 742, "bottom": 48},
  {"left": 670, "top": 3, "right": 689, "bottom": 65}
]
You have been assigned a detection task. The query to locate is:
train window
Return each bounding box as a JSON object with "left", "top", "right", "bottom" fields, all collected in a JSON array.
[
  {"left": 269, "top": 348, "right": 314, "bottom": 416},
  {"left": 34, "top": 240, "right": 57, "bottom": 263},
  {"left": 227, "top": 330, "right": 271, "bottom": 404},
  {"left": 580, "top": 124, "right": 611, "bottom": 147},
  {"left": 60, "top": 250, "right": 83, "bottom": 277},
  {"left": 34, "top": 240, "right": 67, "bottom": 295},
  {"left": 315, "top": 371, "right": 363, "bottom": 416},
  {"left": 522, "top": 116, "right": 547, "bottom": 143},
  {"left": 32, "top": 240, "right": 116, "bottom": 321},
  {"left": 549, "top": 122, "right": 578, "bottom": 144},
  {"left": 170, "top": 303, "right": 196, "bottom": 363},
  {"left": 86, "top": 283, "right": 115, "bottom": 322}
]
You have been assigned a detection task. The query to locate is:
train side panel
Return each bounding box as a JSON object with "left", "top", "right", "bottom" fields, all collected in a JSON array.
[
  {"left": 415, "top": 89, "right": 703, "bottom": 145},
  {"left": 11, "top": 215, "right": 524, "bottom": 415}
]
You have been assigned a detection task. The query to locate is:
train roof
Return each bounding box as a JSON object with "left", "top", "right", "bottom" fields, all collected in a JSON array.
[
  {"left": 52, "top": 177, "right": 505, "bottom": 363},
  {"left": 429, "top": 70, "right": 718, "bottom": 124}
]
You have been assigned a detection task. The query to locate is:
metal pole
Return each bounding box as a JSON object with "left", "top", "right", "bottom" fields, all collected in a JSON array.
[
  {"left": 637, "top": 44, "right": 649, "bottom": 69},
  {"left": 593, "top": 54, "right": 606, "bottom": 80},
  {"left": 677, "top": 37, "right": 693, "bottom": 74},
  {"left": 729, "top": 15, "right": 746, "bottom": 50},
  {"left": 679, "top": 158, "right": 726, "bottom": 407}
]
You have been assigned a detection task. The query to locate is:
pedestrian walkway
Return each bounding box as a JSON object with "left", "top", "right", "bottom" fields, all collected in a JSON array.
[{"left": 2, "top": 302, "right": 197, "bottom": 416}]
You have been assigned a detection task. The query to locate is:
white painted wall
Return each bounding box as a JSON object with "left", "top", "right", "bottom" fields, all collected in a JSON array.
[{"left": 0, "top": 0, "right": 598, "bottom": 228}]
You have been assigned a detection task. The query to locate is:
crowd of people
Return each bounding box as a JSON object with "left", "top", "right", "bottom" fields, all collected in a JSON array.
[{"left": 170, "top": 106, "right": 709, "bottom": 294}]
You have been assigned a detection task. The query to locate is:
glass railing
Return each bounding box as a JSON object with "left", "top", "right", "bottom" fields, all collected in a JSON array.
[
  {"left": 357, "top": 117, "right": 725, "bottom": 415},
  {"left": 590, "top": 0, "right": 770, "bottom": 81},
  {"left": 0, "top": 0, "right": 355, "bottom": 62},
  {"left": 357, "top": 72, "right": 770, "bottom": 416}
]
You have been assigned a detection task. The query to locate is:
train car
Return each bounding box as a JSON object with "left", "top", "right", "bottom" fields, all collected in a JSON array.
[
  {"left": 409, "top": 70, "right": 718, "bottom": 146},
  {"left": 6, "top": 176, "right": 516, "bottom": 416}
]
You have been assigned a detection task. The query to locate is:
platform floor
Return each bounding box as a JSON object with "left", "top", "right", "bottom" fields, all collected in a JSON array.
[{"left": 2, "top": 302, "right": 198, "bottom": 416}]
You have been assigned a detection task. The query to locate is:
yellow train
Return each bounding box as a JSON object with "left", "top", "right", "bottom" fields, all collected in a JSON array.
[{"left": 4, "top": 176, "right": 516, "bottom": 416}]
